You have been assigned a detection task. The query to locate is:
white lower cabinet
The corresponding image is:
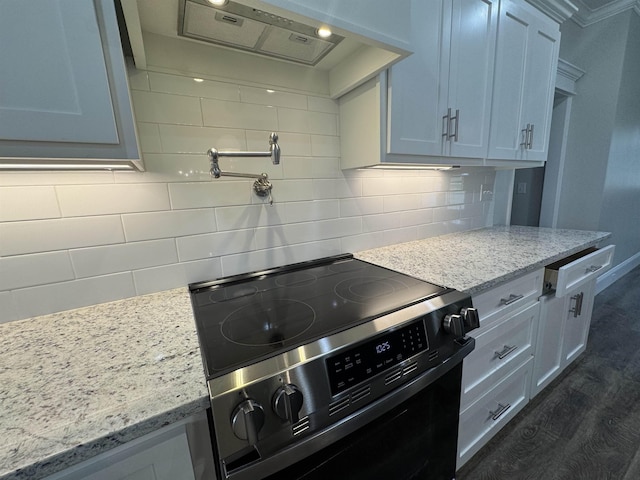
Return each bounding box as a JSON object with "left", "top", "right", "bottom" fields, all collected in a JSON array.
[
  {"left": 458, "top": 356, "right": 533, "bottom": 468},
  {"left": 458, "top": 270, "right": 542, "bottom": 470},
  {"left": 460, "top": 301, "right": 539, "bottom": 412},
  {"left": 531, "top": 279, "right": 596, "bottom": 398},
  {"left": 44, "top": 413, "right": 214, "bottom": 480}
]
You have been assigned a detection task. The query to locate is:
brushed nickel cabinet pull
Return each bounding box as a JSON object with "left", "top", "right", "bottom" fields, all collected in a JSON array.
[
  {"left": 586, "top": 265, "right": 602, "bottom": 273},
  {"left": 489, "top": 402, "right": 511, "bottom": 421},
  {"left": 494, "top": 344, "right": 518, "bottom": 360},
  {"left": 528, "top": 124, "right": 534, "bottom": 149},
  {"left": 499, "top": 293, "right": 524, "bottom": 306},
  {"left": 442, "top": 109, "right": 450, "bottom": 139}
]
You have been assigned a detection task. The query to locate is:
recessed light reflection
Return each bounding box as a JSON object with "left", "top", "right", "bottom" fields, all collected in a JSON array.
[
  {"left": 317, "top": 26, "right": 332, "bottom": 38},
  {"left": 193, "top": 78, "right": 204, "bottom": 83}
]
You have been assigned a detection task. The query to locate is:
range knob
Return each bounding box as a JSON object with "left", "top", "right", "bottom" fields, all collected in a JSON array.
[
  {"left": 231, "top": 399, "right": 265, "bottom": 445},
  {"left": 461, "top": 307, "right": 480, "bottom": 331},
  {"left": 273, "top": 383, "right": 304, "bottom": 424},
  {"left": 443, "top": 313, "right": 465, "bottom": 338}
]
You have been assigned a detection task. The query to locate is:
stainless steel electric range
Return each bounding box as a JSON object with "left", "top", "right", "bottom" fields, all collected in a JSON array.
[{"left": 189, "top": 254, "right": 479, "bottom": 480}]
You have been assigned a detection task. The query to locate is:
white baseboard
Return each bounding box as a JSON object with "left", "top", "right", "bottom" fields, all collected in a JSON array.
[{"left": 596, "top": 250, "right": 640, "bottom": 294}]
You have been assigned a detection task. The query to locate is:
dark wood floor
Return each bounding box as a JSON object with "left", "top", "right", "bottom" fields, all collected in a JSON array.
[{"left": 457, "top": 266, "right": 640, "bottom": 480}]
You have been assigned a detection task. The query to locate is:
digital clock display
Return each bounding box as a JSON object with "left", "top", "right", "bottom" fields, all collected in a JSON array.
[
  {"left": 375, "top": 341, "right": 391, "bottom": 354},
  {"left": 325, "top": 320, "right": 429, "bottom": 395}
]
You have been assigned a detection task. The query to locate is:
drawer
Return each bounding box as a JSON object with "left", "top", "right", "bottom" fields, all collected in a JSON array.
[
  {"left": 545, "top": 245, "right": 614, "bottom": 297},
  {"left": 473, "top": 268, "right": 543, "bottom": 329},
  {"left": 460, "top": 301, "right": 539, "bottom": 412},
  {"left": 457, "top": 356, "right": 533, "bottom": 470}
]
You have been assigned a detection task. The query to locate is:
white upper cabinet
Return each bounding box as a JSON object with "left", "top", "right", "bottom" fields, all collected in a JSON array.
[
  {"left": 487, "top": 0, "right": 560, "bottom": 162},
  {"left": 0, "top": 0, "right": 142, "bottom": 170},
  {"left": 387, "top": 0, "right": 498, "bottom": 159}
]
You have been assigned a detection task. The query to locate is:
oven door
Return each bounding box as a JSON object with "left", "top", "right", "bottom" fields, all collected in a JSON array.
[{"left": 264, "top": 358, "right": 466, "bottom": 480}]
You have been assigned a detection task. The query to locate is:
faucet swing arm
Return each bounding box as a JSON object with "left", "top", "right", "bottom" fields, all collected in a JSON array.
[{"left": 207, "top": 133, "right": 280, "bottom": 204}]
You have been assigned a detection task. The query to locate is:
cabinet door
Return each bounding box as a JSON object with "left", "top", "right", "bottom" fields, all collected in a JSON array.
[
  {"left": 0, "top": 0, "right": 141, "bottom": 167},
  {"left": 531, "top": 293, "right": 565, "bottom": 398},
  {"left": 447, "top": 0, "right": 498, "bottom": 158},
  {"left": 0, "top": 1, "right": 118, "bottom": 144},
  {"left": 487, "top": 0, "right": 559, "bottom": 161},
  {"left": 561, "top": 280, "right": 596, "bottom": 367},
  {"left": 387, "top": 0, "right": 447, "bottom": 156},
  {"left": 520, "top": 13, "right": 560, "bottom": 161}
]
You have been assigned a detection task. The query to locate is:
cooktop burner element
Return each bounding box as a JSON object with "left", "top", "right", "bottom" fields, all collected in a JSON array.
[
  {"left": 220, "top": 298, "right": 316, "bottom": 346},
  {"left": 334, "top": 276, "right": 409, "bottom": 303},
  {"left": 189, "top": 254, "right": 447, "bottom": 377}
]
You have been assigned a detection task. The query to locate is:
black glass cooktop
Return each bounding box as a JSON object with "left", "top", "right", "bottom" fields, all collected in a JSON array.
[{"left": 189, "top": 254, "right": 447, "bottom": 379}]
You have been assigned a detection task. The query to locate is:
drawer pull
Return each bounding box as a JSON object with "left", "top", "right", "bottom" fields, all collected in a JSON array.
[
  {"left": 489, "top": 402, "right": 511, "bottom": 421},
  {"left": 585, "top": 264, "right": 602, "bottom": 273},
  {"left": 494, "top": 344, "right": 518, "bottom": 360},
  {"left": 499, "top": 294, "right": 524, "bottom": 306}
]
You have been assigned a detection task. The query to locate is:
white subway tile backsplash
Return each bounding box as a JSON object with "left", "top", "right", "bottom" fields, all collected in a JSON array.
[
  {"left": 12, "top": 273, "right": 136, "bottom": 319},
  {"left": 284, "top": 200, "right": 340, "bottom": 224},
  {"left": 0, "top": 186, "right": 61, "bottom": 221},
  {"left": 310, "top": 135, "right": 340, "bottom": 157},
  {"left": 133, "top": 258, "right": 223, "bottom": 295},
  {"left": 202, "top": 98, "right": 278, "bottom": 130},
  {"left": 277, "top": 108, "right": 337, "bottom": 135},
  {"left": 239, "top": 86, "right": 307, "bottom": 110},
  {"left": 307, "top": 96, "right": 339, "bottom": 114},
  {"left": 131, "top": 90, "right": 202, "bottom": 125},
  {"left": 0, "top": 292, "right": 17, "bottom": 324},
  {"left": 339, "top": 197, "right": 384, "bottom": 217},
  {"left": 384, "top": 226, "right": 419, "bottom": 245},
  {"left": 0, "top": 252, "right": 74, "bottom": 290},
  {"left": 220, "top": 239, "right": 342, "bottom": 276},
  {"left": 70, "top": 240, "right": 178, "bottom": 278},
  {"left": 433, "top": 205, "right": 462, "bottom": 222},
  {"left": 158, "top": 124, "right": 246, "bottom": 154},
  {"left": 383, "top": 194, "right": 422, "bottom": 213},
  {"left": 148, "top": 72, "right": 240, "bottom": 101},
  {"left": 339, "top": 232, "right": 387, "bottom": 254},
  {"left": 215, "top": 204, "right": 286, "bottom": 232},
  {"left": 56, "top": 184, "right": 171, "bottom": 217},
  {"left": 123, "top": 208, "right": 217, "bottom": 241},
  {"left": 267, "top": 180, "right": 314, "bottom": 203},
  {"left": 255, "top": 218, "right": 361, "bottom": 249},
  {"left": 136, "top": 122, "right": 163, "bottom": 153},
  {"left": 176, "top": 229, "right": 256, "bottom": 262},
  {"left": 283, "top": 157, "right": 341, "bottom": 179},
  {"left": 0, "top": 68, "right": 496, "bottom": 322},
  {"left": 169, "top": 181, "right": 253, "bottom": 209},
  {"left": 313, "top": 178, "right": 362, "bottom": 199},
  {"left": 0, "top": 216, "right": 125, "bottom": 256}
]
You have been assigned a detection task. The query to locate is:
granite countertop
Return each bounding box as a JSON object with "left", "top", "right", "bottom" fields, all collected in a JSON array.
[
  {"left": 0, "top": 226, "right": 611, "bottom": 480},
  {"left": 0, "top": 289, "right": 209, "bottom": 480},
  {"left": 356, "top": 226, "right": 611, "bottom": 295}
]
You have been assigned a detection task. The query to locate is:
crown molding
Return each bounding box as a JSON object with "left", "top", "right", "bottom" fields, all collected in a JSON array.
[
  {"left": 571, "top": 0, "right": 640, "bottom": 27},
  {"left": 556, "top": 58, "right": 586, "bottom": 95},
  {"left": 526, "top": 0, "right": 580, "bottom": 22}
]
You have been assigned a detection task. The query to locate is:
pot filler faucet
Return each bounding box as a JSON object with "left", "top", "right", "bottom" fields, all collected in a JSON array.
[{"left": 207, "top": 132, "right": 280, "bottom": 205}]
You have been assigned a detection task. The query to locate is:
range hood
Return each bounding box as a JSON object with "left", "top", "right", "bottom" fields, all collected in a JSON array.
[
  {"left": 178, "top": 0, "right": 344, "bottom": 66},
  {"left": 120, "top": 0, "right": 413, "bottom": 98}
]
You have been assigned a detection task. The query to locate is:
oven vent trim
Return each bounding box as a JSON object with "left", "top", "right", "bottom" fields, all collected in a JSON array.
[
  {"left": 328, "top": 397, "right": 350, "bottom": 416},
  {"left": 292, "top": 417, "right": 310, "bottom": 436},
  {"left": 350, "top": 384, "right": 371, "bottom": 403}
]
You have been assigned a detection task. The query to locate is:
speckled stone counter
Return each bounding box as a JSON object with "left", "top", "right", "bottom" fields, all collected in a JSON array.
[
  {"left": 356, "top": 226, "right": 611, "bottom": 295},
  {"left": 0, "top": 226, "right": 612, "bottom": 480},
  {"left": 0, "top": 288, "right": 208, "bottom": 480}
]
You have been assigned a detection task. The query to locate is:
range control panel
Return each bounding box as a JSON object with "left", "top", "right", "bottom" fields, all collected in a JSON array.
[{"left": 325, "top": 319, "right": 429, "bottom": 395}]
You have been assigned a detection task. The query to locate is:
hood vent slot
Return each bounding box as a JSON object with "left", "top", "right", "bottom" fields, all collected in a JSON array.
[{"left": 178, "top": 0, "right": 344, "bottom": 66}]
